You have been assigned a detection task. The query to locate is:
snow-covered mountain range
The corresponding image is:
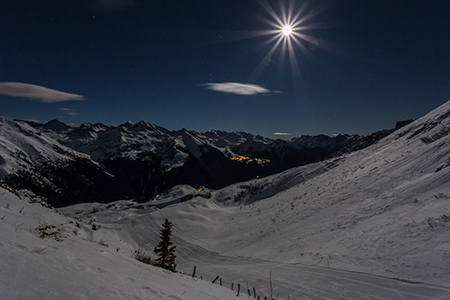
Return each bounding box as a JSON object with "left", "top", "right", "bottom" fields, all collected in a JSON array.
[
  {"left": 2, "top": 100, "right": 450, "bottom": 299},
  {"left": 64, "top": 99, "right": 450, "bottom": 297},
  {"left": 0, "top": 117, "right": 408, "bottom": 206}
]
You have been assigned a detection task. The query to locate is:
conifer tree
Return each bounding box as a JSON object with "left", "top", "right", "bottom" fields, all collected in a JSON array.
[{"left": 154, "top": 219, "right": 176, "bottom": 271}]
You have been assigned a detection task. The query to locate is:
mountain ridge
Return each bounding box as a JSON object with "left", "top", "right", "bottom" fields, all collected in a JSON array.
[{"left": 1, "top": 116, "right": 412, "bottom": 206}]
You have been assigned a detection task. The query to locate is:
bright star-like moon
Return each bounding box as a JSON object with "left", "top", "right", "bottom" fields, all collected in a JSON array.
[
  {"left": 245, "top": 0, "right": 331, "bottom": 87},
  {"left": 282, "top": 25, "right": 292, "bottom": 36}
]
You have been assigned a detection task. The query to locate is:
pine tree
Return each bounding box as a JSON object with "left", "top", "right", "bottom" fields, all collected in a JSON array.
[{"left": 154, "top": 219, "right": 176, "bottom": 271}]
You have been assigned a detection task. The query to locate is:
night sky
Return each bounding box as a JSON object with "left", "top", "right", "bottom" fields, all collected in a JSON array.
[{"left": 1, "top": 0, "right": 450, "bottom": 138}]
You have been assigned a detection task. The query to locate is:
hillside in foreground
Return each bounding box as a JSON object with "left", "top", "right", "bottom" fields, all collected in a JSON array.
[{"left": 0, "top": 183, "right": 247, "bottom": 300}]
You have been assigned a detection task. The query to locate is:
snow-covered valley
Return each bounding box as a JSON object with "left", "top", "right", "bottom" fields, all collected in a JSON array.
[{"left": 2, "top": 100, "right": 450, "bottom": 299}]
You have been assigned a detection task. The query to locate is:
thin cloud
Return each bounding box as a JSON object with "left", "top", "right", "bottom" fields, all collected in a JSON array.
[
  {"left": 274, "top": 132, "right": 292, "bottom": 136},
  {"left": 0, "top": 82, "right": 85, "bottom": 103},
  {"left": 203, "top": 82, "right": 272, "bottom": 96},
  {"left": 60, "top": 108, "right": 77, "bottom": 116}
]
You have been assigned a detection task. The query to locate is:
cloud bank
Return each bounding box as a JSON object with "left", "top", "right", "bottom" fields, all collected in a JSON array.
[
  {"left": 0, "top": 82, "right": 85, "bottom": 103},
  {"left": 203, "top": 82, "right": 272, "bottom": 96}
]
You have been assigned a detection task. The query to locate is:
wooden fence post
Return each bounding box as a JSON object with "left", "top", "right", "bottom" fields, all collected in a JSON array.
[{"left": 270, "top": 271, "right": 273, "bottom": 300}]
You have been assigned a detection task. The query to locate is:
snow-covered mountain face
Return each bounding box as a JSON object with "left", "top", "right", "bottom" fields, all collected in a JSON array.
[
  {"left": 41, "top": 120, "right": 262, "bottom": 165},
  {"left": 39, "top": 119, "right": 376, "bottom": 167},
  {"left": 35, "top": 120, "right": 280, "bottom": 205},
  {"left": 0, "top": 118, "right": 133, "bottom": 206},
  {"left": 1, "top": 117, "right": 405, "bottom": 206},
  {"left": 48, "top": 100, "right": 450, "bottom": 299},
  {"left": 0, "top": 118, "right": 77, "bottom": 178}
]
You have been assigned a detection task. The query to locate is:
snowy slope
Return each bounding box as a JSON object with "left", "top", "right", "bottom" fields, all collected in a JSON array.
[
  {"left": 0, "top": 117, "right": 84, "bottom": 178},
  {"left": 204, "top": 99, "right": 450, "bottom": 281},
  {"left": 58, "top": 101, "right": 450, "bottom": 299},
  {"left": 0, "top": 182, "right": 248, "bottom": 300},
  {"left": 0, "top": 118, "right": 138, "bottom": 206}
]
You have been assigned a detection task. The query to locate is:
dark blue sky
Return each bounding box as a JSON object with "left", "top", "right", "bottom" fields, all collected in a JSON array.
[{"left": 1, "top": 0, "right": 449, "bottom": 138}]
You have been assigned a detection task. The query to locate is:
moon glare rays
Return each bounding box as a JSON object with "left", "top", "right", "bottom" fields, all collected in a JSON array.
[{"left": 247, "top": 0, "right": 317, "bottom": 85}]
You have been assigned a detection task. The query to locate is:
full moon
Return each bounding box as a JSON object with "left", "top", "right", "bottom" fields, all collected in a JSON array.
[{"left": 282, "top": 25, "right": 292, "bottom": 36}]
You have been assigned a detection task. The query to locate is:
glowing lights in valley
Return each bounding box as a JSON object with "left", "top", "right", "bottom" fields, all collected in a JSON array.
[{"left": 231, "top": 156, "right": 270, "bottom": 165}]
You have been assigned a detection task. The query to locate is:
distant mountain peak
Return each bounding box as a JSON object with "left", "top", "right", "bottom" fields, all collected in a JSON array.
[
  {"left": 43, "top": 119, "right": 73, "bottom": 132},
  {"left": 120, "top": 120, "right": 134, "bottom": 128},
  {"left": 133, "top": 120, "right": 158, "bottom": 131}
]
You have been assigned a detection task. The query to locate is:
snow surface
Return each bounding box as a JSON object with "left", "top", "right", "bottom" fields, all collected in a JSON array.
[
  {"left": 0, "top": 117, "right": 89, "bottom": 178},
  {"left": 60, "top": 100, "right": 450, "bottom": 299},
  {"left": 0, "top": 184, "right": 247, "bottom": 300},
  {"left": 3, "top": 101, "right": 450, "bottom": 299}
]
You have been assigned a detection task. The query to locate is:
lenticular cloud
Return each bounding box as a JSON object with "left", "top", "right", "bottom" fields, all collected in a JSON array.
[
  {"left": 0, "top": 82, "right": 85, "bottom": 103},
  {"left": 203, "top": 82, "right": 271, "bottom": 96}
]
